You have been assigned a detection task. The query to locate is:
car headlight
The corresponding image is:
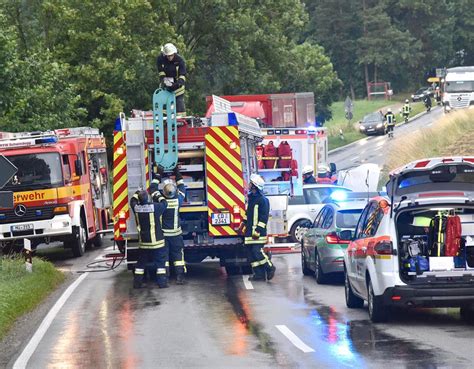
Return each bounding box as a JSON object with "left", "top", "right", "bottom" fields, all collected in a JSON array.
[
  {"left": 359, "top": 125, "right": 366, "bottom": 130},
  {"left": 376, "top": 123, "right": 383, "bottom": 128},
  {"left": 411, "top": 95, "right": 414, "bottom": 98}
]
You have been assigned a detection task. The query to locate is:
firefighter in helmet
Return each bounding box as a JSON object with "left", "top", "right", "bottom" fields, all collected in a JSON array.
[
  {"left": 302, "top": 165, "right": 317, "bottom": 185},
  {"left": 157, "top": 43, "right": 187, "bottom": 115},
  {"left": 150, "top": 165, "right": 187, "bottom": 285},
  {"left": 243, "top": 174, "right": 275, "bottom": 281},
  {"left": 130, "top": 189, "right": 168, "bottom": 289}
]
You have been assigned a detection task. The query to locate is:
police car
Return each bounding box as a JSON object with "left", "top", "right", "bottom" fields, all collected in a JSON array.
[{"left": 343, "top": 157, "right": 474, "bottom": 322}]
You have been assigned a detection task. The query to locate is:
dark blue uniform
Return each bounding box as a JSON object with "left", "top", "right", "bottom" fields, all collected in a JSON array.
[
  {"left": 303, "top": 175, "right": 317, "bottom": 185},
  {"left": 150, "top": 173, "right": 187, "bottom": 280},
  {"left": 130, "top": 192, "right": 168, "bottom": 288},
  {"left": 157, "top": 53, "right": 187, "bottom": 113},
  {"left": 244, "top": 191, "right": 274, "bottom": 279}
]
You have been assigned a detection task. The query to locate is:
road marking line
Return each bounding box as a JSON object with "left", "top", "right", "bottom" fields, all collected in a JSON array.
[
  {"left": 13, "top": 272, "right": 90, "bottom": 369},
  {"left": 242, "top": 275, "right": 254, "bottom": 289},
  {"left": 350, "top": 156, "right": 359, "bottom": 162},
  {"left": 105, "top": 246, "right": 114, "bottom": 251},
  {"left": 275, "top": 325, "right": 315, "bottom": 353}
]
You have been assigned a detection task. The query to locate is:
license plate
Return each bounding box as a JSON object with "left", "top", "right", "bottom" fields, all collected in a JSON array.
[
  {"left": 11, "top": 223, "right": 34, "bottom": 232},
  {"left": 367, "top": 128, "right": 375, "bottom": 132},
  {"left": 211, "top": 212, "right": 231, "bottom": 225}
]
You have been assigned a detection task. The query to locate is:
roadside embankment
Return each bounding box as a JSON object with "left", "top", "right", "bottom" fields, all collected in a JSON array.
[
  {"left": 0, "top": 256, "right": 64, "bottom": 339},
  {"left": 380, "top": 109, "right": 474, "bottom": 184}
]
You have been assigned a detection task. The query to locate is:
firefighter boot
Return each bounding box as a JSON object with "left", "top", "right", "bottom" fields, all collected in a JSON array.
[
  {"left": 157, "top": 276, "right": 169, "bottom": 289},
  {"left": 133, "top": 275, "right": 144, "bottom": 289},
  {"left": 176, "top": 273, "right": 186, "bottom": 285},
  {"left": 266, "top": 265, "right": 276, "bottom": 281},
  {"left": 248, "top": 266, "right": 266, "bottom": 281}
]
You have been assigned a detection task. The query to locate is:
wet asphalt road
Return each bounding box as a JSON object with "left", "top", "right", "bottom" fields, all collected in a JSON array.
[
  {"left": 329, "top": 107, "right": 444, "bottom": 171},
  {"left": 7, "top": 107, "right": 474, "bottom": 368},
  {"left": 7, "top": 246, "right": 474, "bottom": 369}
]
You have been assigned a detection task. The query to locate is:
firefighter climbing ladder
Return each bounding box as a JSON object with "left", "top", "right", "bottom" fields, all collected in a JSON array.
[{"left": 152, "top": 89, "right": 178, "bottom": 169}]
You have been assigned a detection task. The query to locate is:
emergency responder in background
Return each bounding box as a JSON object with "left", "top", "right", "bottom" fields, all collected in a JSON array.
[
  {"left": 384, "top": 108, "right": 396, "bottom": 138},
  {"left": 130, "top": 190, "right": 168, "bottom": 289},
  {"left": 423, "top": 92, "right": 432, "bottom": 112},
  {"left": 435, "top": 86, "right": 442, "bottom": 105},
  {"left": 243, "top": 174, "right": 275, "bottom": 281},
  {"left": 302, "top": 165, "right": 317, "bottom": 185},
  {"left": 316, "top": 165, "right": 335, "bottom": 184},
  {"left": 150, "top": 165, "right": 187, "bottom": 285},
  {"left": 157, "top": 43, "right": 187, "bottom": 115},
  {"left": 402, "top": 99, "right": 411, "bottom": 123}
]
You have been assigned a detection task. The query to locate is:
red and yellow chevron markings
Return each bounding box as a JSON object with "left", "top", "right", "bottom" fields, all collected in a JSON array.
[
  {"left": 205, "top": 126, "right": 246, "bottom": 237},
  {"left": 113, "top": 125, "right": 129, "bottom": 240}
]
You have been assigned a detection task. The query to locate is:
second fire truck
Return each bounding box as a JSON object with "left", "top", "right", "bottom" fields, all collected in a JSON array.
[{"left": 0, "top": 128, "right": 111, "bottom": 256}]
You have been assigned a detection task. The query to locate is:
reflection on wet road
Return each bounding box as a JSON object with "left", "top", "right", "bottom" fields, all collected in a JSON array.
[{"left": 11, "top": 248, "right": 474, "bottom": 369}]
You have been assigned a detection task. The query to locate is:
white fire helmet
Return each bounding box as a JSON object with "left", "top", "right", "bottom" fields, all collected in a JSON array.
[
  {"left": 162, "top": 43, "right": 177, "bottom": 56},
  {"left": 302, "top": 165, "right": 313, "bottom": 175},
  {"left": 317, "top": 164, "right": 330, "bottom": 174},
  {"left": 162, "top": 179, "right": 177, "bottom": 199},
  {"left": 250, "top": 173, "right": 265, "bottom": 191}
]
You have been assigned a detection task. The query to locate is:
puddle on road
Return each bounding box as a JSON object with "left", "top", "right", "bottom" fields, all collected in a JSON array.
[{"left": 303, "top": 289, "right": 467, "bottom": 368}]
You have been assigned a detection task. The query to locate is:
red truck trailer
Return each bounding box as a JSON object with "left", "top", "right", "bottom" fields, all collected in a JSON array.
[{"left": 205, "top": 93, "right": 315, "bottom": 128}]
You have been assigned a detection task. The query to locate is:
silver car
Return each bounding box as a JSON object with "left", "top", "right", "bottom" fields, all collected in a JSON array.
[{"left": 301, "top": 201, "right": 366, "bottom": 284}]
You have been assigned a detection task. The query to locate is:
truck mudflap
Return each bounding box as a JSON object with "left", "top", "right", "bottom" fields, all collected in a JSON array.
[{"left": 382, "top": 283, "right": 474, "bottom": 307}]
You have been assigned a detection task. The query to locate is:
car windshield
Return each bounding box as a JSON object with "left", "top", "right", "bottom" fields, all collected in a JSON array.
[
  {"left": 415, "top": 88, "right": 428, "bottom": 94},
  {"left": 304, "top": 187, "right": 352, "bottom": 204},
  {"left": 362, "top": 113, "right": 382, "bottom": 123},
  {"left": 336, "top": 209, "right": 363, "bottom": 228},
  {"left": 445, "top": 81, "right": 474, "bottom": 93},
  {"left": 2, "top": 152, "right": 63, "bottom": 191}
]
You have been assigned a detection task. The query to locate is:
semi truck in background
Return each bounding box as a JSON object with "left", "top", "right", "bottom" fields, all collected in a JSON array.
[
  {"left": 442, "top": 66, "right": 474, "bottom": 111},
  {"left": 0, "top": 128, "right": 111, "bottom": 256}
]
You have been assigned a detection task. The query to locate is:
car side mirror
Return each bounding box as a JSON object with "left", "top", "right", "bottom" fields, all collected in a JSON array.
[
  {"left": 329, "top": 162, "right": 337, "bottom": 173},
  {"left": 339, "top": 230, "right": 353, "bottom": 241},
  {"left": 75, "top": 159, "right": 83, "bottom": 176}
]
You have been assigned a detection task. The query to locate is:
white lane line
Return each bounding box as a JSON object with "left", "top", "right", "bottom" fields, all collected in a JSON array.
[
  {"left": 242, "top": 275, "right": 254, "bottom": 290},
  {"left": 350, "top": 156, "right": 359, "bottom": 162},
  {"left": 275, "top": 325, "right": 315, "bottom": 353},
  {"left": 13, "top": 272, "right": 90, "bottom": 369}
]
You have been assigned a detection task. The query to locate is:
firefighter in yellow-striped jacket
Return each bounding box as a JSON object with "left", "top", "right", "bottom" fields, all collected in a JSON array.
[
  {"left": 150, "top": 166, "right": 187, "bottom": 285},
  {"left": 243, "top": 174, "right": 276, "bottom": 281},
  {"left": 157, "top": 43, "right": 187, "bottom": 115},
  {"left": 130, "top": 190, "right": 168, "bottom": 289}
]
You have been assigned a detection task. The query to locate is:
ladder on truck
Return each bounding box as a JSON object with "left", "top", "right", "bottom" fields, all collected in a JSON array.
[{"left": 152, "top": 89, "right": 178, "bottom": 170}]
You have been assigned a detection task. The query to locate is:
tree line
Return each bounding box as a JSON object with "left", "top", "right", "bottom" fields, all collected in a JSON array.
[{"left": 0, "top": 0, "right": 472, "bottom": 135}]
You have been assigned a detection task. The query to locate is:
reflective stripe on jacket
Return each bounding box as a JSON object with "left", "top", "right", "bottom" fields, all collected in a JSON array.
[{"left": 130, "top": 194, "right": 167, "bottom": 248}]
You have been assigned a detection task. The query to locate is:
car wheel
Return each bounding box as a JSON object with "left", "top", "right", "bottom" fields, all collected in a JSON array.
[
  {"left": 92, "top": 233, "right": 103, "bottom": 248},
  {"left": 368, "top": 279, "right": 387, "bottom": 322},
  {"left": 301, "top": 247, "right": 313, "bottom": 276},
  {"left": 460, "top": 305, "right": 474, "bottom": 323},
  {"left": 71, "top": 217, "right": 86, "bottom": 257},
  {"left": 345, "top": 270, "right": 364, "bottom": 308},
  {"left": 290, "top": 220, "right": 310, "bottom": 243},
  {"left": 315, "top": 251, "right": 327, "bottom": 284}
]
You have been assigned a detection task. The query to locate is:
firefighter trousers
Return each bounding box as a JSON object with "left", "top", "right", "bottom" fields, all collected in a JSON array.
[
  {"left": 246, "top": 244, "right": 273, "bottom": 278},
  {"left": 134, "top": 246, "right": 169, "bottom": 287},
  {"left": 165, "top": 235, "right": 186, "bottom": 276}
]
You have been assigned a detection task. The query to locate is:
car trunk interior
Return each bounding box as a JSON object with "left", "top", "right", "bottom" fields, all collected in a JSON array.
[{"left": 395, "top": 205, "right": 474, "bottom": 284}]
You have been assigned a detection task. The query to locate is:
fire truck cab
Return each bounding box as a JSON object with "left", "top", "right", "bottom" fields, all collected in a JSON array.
[
  {"left": 0, "top": 128, "right": 111, "bottom": 256},
  {"left": 113, "top": 94, "right": 265, "bottom": 274}
]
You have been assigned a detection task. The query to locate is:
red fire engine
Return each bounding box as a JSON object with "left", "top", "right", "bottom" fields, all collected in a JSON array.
[{"left": 0, "top": 128, "right": 111, "bottom": 256}]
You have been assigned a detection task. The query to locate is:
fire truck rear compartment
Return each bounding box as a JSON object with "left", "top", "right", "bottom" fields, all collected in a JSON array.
[{"left": 395, "top": 206, "right": 474, "bottom": 285}]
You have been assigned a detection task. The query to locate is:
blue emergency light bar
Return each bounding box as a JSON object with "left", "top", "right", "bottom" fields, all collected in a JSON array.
[{"left": 35, "top": 136, "right": 58, "bottom": 145}]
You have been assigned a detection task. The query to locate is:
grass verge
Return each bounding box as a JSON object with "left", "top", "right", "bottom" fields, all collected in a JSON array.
[
  {"left": 380, "top": 109, "right": 474, "bottom": 185},
  {"left": 326, "top": 98, "right": 425, "bottom": 151},
  {"left": 0, "top": 256, "right": 64, "bottom": 339}
]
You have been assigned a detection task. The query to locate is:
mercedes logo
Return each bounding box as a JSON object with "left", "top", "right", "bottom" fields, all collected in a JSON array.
[
  {"left": 457, "top": 96, "right": 462, "bottom": 101},
  {"left": 14, "top": 204, "right": 27, "bottom": 217}
]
